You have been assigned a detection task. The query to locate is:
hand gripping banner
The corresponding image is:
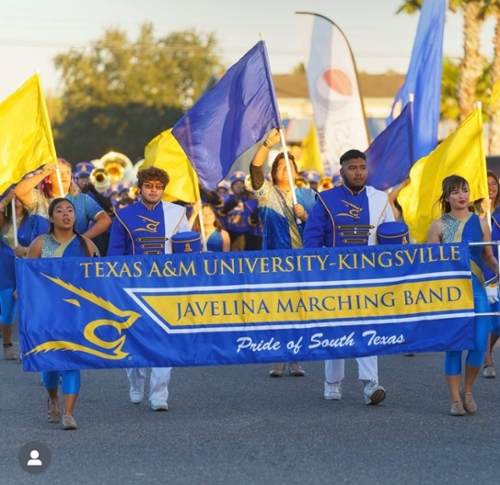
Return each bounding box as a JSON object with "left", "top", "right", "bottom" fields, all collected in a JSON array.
[{"left": 17, "top": 243, "right": 475, "bottom": 371}]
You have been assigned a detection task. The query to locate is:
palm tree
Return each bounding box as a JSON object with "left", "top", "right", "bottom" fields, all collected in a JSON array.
[{"left": 484, "top": 1, "right": 500, "bottom": 153}]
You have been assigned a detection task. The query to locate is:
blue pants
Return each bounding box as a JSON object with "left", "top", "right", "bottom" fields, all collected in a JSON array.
[
  {"left": 445, "top": 277, "right": 490, "bottom": 375},
  {"left": 490, "top": 300, "right": 500, "bottom": 336},
  {"left": 0, "top": 288, "right": 17, "bottom": 326},
  {"left": 42, "top": 370, "right": 80, "bottom": 395}
]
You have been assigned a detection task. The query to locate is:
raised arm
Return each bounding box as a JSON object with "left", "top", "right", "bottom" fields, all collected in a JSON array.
[
  {"left": 250, "top": 128, "right": 280, "bottom": 190},
  {"left": 14, "top": 162, "right": 58, "bottom": 206}
]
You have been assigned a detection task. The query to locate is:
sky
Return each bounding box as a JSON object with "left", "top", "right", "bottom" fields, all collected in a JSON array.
[{"left": 0, "top": 0, "right": 498, "bottom": 102}]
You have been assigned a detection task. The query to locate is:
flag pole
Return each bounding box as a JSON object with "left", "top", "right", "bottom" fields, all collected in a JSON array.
[
  {"left": 55, "top": 166, "right": 65, "bottom": 196},
  {"left": 195, "top": 185, "right": 208, "bottom": 252},
  {"left": 408, "top": 93, "right": 415, "bottom": 166},
  {"left": 261, "top": 33, "right": 297, "bottom": 208},
  {"left": 10, "top": 198, "right": 18, "bottom": 248},
  {"left": 278, "top": 128, "right": 298, "bottom": 207}
]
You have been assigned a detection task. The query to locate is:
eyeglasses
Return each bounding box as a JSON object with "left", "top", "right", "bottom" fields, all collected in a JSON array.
[
  {"left": 142, "top": 183, "right": 164, "bottom": 190},
  {"left": 488, "top": 182, "right": 498, "bottom": 188}
]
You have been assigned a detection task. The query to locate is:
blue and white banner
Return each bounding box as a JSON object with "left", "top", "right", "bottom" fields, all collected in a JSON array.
[{"left": 17, "top": 244, "right": 475, "bottom": 372}]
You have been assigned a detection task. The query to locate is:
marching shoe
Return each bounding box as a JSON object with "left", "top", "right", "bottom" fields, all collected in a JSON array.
[
  {"left": 462, "top": 391, "right": 477, "bottom": 414},
  {"left": 363, "top": 380, "right": 386, "bottom": 405},
  {"left": 288, "top": 363, "right": 305, "bottom": 376},
  {"left": 62, "top": 414, "right": 78, "bottom": 430},
  {"left": 47, "top": 399, "right": 61, "bottom": 423},
  {"left": 150, "top": 400, "right": 169, "bottom": 411},
  {"left": 324, "top": 381, "right": 342, "bottom": 400},
  {"left": 269, "top": 363, "right": 285, "bottom": 378},
  {"left": 3, "top": 344, "right": 16, "bottom": 360},
  {"left": 450, "top": 401, "right": 466, "bottom": 416},
  {"left": 129, "top": 386, "right": 144, "bottom": 404},
  {"left": 483, "top": 365, "right": 496, "bottom": 378}
]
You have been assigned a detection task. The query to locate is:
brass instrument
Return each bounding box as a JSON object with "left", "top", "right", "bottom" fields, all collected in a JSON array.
[
  {"left": 90, "top": 168, "right": 111, "bottom": 193},
  {"left": 90, "top": 158, "right": 103, "bottom": 169},
  {"left": 128, "top": 185, "right": 141, "bottom": 201},
  {"left": 99, "top": 151, "right": 134, "bottom": 183},
  {"left": 318, "top": 176, "right": 334, "bottom": 192},
  {"left": 295, "top": 176, "right": 310, "bottom": 189}
]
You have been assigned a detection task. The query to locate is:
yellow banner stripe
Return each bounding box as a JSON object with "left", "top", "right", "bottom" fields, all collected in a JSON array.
[{"left": 143, "top": 278, "right": 473, "bottom": 326}]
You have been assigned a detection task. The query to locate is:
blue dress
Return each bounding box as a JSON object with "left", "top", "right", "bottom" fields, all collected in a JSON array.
[
  {"left": 0, "top": 216, "right": 34, "bottom": 326},
  {"left": 206, "top": 230, "right": 224, "bottom": 252},
  {"left": 440, "top": 213, "right": 491, "bottom": 374},
  {"left": 40, "top": 233, "right": 89, "bottom": 395},
  {"left": 485, "top": 209, "right": 500, "bottom": 336}
]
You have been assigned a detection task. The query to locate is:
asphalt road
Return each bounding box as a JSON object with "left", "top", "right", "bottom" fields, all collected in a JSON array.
[{"left": 1, "top": 332, "right": 499, "bottom": 485}]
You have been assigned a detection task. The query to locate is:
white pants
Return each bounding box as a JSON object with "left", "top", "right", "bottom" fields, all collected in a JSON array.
[
  {"left": 126, "top": 367, "right": 171, "bottom": 403},
  {"left": 325, "top": 356, "right": 378, "bottom": 384}
]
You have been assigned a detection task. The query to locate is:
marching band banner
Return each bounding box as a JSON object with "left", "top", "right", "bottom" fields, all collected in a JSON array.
[{"left": 17, "top": 244, "right": 475, "bottom": 372}]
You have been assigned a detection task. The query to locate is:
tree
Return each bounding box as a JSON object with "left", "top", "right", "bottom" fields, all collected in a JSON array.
[
  {"left": 293, "top": 62, "right": 305, "bottom": 73},
  {"left": 484, "top": 0, "right": 500, "bottom": 153},
  {"left": 53, "top": 24, "right": 222, "bottom": 162}
]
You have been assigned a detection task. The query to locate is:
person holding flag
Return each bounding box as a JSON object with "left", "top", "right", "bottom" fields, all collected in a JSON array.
[
  {"left": 14, "top": 159, "right": 111, "bottom": 241},
  {"left": 303, "top": 149, "right": 394, "bottom": 404},
  {"left": 427, "top": 175, "right": 497, "bottom": 416},
  {"left": 250, "top": 128, "right": 317, "bottom": 377}
]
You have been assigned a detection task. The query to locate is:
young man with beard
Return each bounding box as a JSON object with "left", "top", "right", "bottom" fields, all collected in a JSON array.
[{"left": 303, "top": 149, "right": 395, "bottom": 405}]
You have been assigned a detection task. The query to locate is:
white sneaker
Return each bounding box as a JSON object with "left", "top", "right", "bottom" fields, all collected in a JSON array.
[
  {"left": 150, "top": 400, "right": 169, "bottom": 411},
  {"left": 363, "top": 380, "right": 386, "bottom": 405},
  {"left": 324, "top": 381, "right": 341, "bottom": 400},
  {"left": 129, "top": 386, "right": 144, "bottom": 404},
  {"left": 483, "top": 365, "right": 496, "bottom": 378}
]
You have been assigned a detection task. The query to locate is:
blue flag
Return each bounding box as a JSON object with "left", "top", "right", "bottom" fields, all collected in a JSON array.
[
  {"left": 367, "top": 103, "right": 413, "bottom": 191},
  {"left": 172, "top": 41, "right": 282, "bottom": 190},
  {"left": 387, "top": 0, "right": 445, "bottom": 161}
]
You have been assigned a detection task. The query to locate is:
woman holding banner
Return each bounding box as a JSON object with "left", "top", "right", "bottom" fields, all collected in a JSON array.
[
  {"left": 427, "top": 175, "right": 497, "bottom": 416},
  {"left": 27, "top": 198, "right": 99, "bottom": 430}
]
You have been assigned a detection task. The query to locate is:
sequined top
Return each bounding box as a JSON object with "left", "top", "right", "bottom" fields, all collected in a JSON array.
[
  {"left": 40, "top": 234, "right": 87, "bottom": 258},
  {"left": 254, "top": 180, "right": 317, "bottom": 250},
  {"left": 440, "top": 213, "right": 461, "bottom": 244},
  {"left": 440, "top": 212, "right": 483, "bottom": 272}
]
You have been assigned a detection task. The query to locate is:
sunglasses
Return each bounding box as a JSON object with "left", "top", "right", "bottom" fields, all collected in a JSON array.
[{"left": 143, "top": 183, "right": 164, "bottom": 190}]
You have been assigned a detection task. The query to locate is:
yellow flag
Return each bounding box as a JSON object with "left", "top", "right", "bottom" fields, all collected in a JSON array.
[
  {"left": 0, "top": 74, "right": 57, "bottom": 195},
  {"left": 398, "top": 108, "right": 487, "bottom": 243},
  {"left": 143, "top": 129, "right": 199, "bottom": 203},
  {"left": 491, "top": 80, "right": 500, "bottom": 120},
  {"left": 299, "top": 123, "right": 323, "bottom": 174}
]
